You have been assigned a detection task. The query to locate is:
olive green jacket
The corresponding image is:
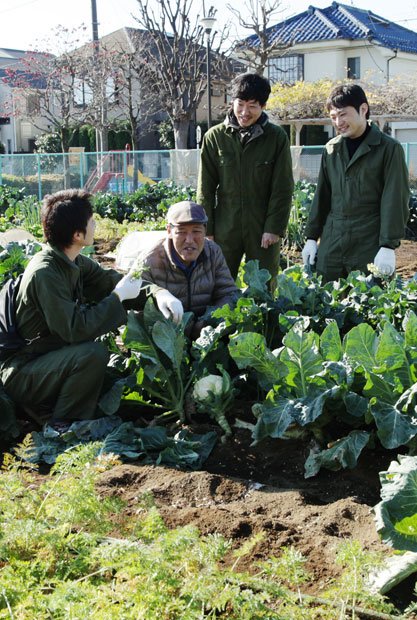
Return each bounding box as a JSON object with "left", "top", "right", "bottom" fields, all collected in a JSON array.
[
  {"left": 305, "top": 123, "right": 410, "bottom": 265},
  {"left": 11, "top": 246, "right": 126, "bottom": 358},
  {"left": 197, "top": 117, "right": 294, "bottom": 240}
]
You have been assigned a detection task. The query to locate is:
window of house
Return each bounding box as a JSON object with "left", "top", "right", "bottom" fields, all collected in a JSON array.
[
  {"left": 267, "top": 55, "right": 304, "bottom": 84},
  {"left": 347, "top": 57, "right": 360, "bottom": 79},
  {"left": 73, "top": 79, "right": 93, "bottom": 107},
  {"left": 26, "top": 94, "right": 40, "bottom": 115}
]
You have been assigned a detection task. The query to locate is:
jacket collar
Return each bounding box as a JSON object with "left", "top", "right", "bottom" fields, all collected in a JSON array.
[
  {"left": 329, "top": 122, "right": 382, "bottom": 168},
  {"left": 48, "top": 244, "right": 80, "bottom": 271},
  {"left": 224, "top": 110, "right": 269, "bottom": 145}
]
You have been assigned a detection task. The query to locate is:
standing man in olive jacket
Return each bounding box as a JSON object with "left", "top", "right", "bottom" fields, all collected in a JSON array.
[
  {"left": 302, "top": 84, "right": 410, "bottom": 282},
  {"left": 0, "top": 189, "right": 142, "bottom": 425},
  {"left": 197, "top": 72, "right": 294, "bottom": 281}
]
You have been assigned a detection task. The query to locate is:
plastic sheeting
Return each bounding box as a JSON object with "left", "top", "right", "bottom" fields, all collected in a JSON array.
[{"left": 115, "top": 230, "right": 165, "bottom": 271}]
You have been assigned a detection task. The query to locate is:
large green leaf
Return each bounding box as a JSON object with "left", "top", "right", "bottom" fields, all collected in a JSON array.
[
  {"left": 396, "top": 382, "right": 417, "bottom": 414},
  {"left": 98, "top": 375, "right": 137, "bottom": 415},
  {"left": 152, "top": 320, "right": 186, "bottom": 373},
  {"left": 276, "top": 273, "right": 304, "bottom": 306},
  {"left": 290, "top": 384, "right": 342, "bottom": 427},
  {"left": 280, "top": 321, "right": 323, "bottom": 395},
  {"left": 228, "top": 332, "right": 284, "bottom": 390},
  {"left": 320, "top": 360, "right": 352, "bottom": 387},
  {"left": 370, "top": 400, "right": 417, "bottom": 449},
  {"left": 304, "top": 430, "right": 370, "bottom": 478},
  {"left": 363, "top": 371, "right": 397, "bottom": 405},
  {"left": 242, "top": 260, "right": 271, "bottom": 301},
  {"left": 252, "top": 383, "right": 343, "bottom": 444},
  {"left": 123, "top": 311, "right": 159, "bottom": 365},
  {"left": 320, "top": 321, "right": 342, "bottom": 362},
  {"left": 404, "top": 310, "right": 417, "bottom": 348},
  {"left": 343, "top": 392, "right": 369, "bottom": 420},
  {"left": 343, "top": 323, "right": 378, "bottom": 371},
  {"left": 251, "top": 394, "right": 294, "bottom": 443},
  {"left": 376, "top": 322, "right": 412, "bottom": 390},
  {"left": 374, "top": 455, "right": 417, "bottom": 551}
]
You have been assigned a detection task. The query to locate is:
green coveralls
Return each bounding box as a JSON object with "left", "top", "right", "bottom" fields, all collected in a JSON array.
[
  {"left": 305, "top": 123, "right": 410, "bottom": 282},
  {"left": 197, "top": 116, "right": 294, "bottom": 280},
  {"left": 0, "top": 246, "right": 126, "bottom": 421}
]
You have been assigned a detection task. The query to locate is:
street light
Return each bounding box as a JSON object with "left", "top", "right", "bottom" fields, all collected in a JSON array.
[{"left": 200, "top": 12, "right": 216, "bottom": 129}]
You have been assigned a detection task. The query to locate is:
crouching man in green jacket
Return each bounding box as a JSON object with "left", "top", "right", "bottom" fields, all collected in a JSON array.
[
  {"left": 0, "top": 189, "right": 143, "bottom": 426},
  {"left": 302, "top": 84, "right": 410, "bottom": 282},
  {"left": 138, "top": 200, "right": 239, "bottom": 339}
]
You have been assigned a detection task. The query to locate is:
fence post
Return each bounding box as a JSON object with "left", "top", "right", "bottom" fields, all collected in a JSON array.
[
  {"left": 123, "top": 150, "right": 127, "bottom": 194},
  {"left": 37, "top": 153, "right": 42, "bottom": 201},
  {"left": 80, "top": 151, "right": 84, "bottom": 187}
]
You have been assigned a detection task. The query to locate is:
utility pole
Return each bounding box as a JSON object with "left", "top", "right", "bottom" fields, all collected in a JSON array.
[
  {"left": 200, "top": 7, "right": 217, "bottom": 129},
  {"left": 91, "top": 0, "right": 99, "bottom": 46},
  {"left": 91, "top": 0, "right": 108, "bottom": 153}
]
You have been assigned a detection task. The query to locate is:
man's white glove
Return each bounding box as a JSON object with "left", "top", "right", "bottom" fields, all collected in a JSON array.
[
  {"left": 155, "top": 289, "right": 184, "bottom": 324},
  {"left": 113, "top": 274, "right": 143, "bottom": 302},
  {"left": 302, "top": 239, "right": 318, "bottom": 266},
  {"left": 373, "top": 247, "right": 395, "bottom": 276}
]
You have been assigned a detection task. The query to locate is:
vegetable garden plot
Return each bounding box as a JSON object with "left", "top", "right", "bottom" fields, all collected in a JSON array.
[{"left": 2, "top": 232, "right": 417, "bottom": 615}]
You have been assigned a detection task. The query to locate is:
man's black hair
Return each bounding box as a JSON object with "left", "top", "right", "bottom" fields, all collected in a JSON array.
[
  {"left": 41, "top": 189, "right": 93, "bottom": 249},
  {"left": 230, "top": 72, "right": 271, "bottom": 106},
  {"left": 326, "top": 84, "right": 370, "bottom": 119}
]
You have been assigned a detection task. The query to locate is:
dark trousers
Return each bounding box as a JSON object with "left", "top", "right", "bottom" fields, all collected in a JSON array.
[{"left": 2, "top": 342, "right": 109, "bottom": 421}]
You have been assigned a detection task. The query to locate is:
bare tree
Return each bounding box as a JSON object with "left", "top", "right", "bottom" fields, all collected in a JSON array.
[
  {"left": 367, "top": 77, "right": 417, "bottom": 117},
  {"left": 3, "top": 52, "right": 84, "bottom": 154},
  {"left": 132, "top": 0, "right": 231, "bottom": 149},
  {"left": 227, "top": 0, "right": 290, "bottom": 75},
  {"left": 102, "top": 29, "right": 162, "bottom": 151},
  {"left": 1, "top": 26, "right": 90, "bottom": 154}
]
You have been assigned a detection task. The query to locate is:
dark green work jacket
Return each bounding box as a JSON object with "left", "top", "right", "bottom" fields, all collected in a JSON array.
[
  {"left": 305, "top": 123, "right": 410, "bottom": 280},
  {"left": 197, "top": 116, "right": 294, "bottom": 278},
  {"left": 3, "top": 245, "right": 125, "bottom": 365}
]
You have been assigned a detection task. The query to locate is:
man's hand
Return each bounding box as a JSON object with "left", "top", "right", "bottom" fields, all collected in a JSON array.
[
  {"left": 302, "top": 240, "right": 318, "bottom": 266},
  {"left": 206, "top": 235, "right": 214, "bottom": 241},
  {"left": 374, "top": 247, "right": 395, "bottom": 276},
  {"left": 113, "top": 274, "right": 143, "bottom": 301},
  {"left": 261, "top": 233, "right": 280, "bottom": 249},
  {"left": 155, "top": 289, "right": 184, "bottom": 324}
]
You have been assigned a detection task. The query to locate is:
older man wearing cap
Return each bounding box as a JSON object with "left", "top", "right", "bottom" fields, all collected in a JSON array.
[{"left": 140, "top": 200, "right": 239, "bottom": 336}]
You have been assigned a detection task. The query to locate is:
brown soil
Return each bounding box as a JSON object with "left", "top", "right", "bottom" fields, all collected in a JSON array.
[
  {"left": 96, "top": 428, "right": 395, "bottom": 596},
  {"left": 80, "top": 240, "right": 417, "bottom": 601}
]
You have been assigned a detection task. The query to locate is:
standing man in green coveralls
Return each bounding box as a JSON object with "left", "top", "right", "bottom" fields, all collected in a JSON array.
[
  {"left": 197, "top": 72, "right": 294, "bottom": 281},
  {"left": 302, "top": 83, "right": 409, "bottom": 282}
]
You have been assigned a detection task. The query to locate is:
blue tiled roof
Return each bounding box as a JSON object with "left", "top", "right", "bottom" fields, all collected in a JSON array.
[{"left": 248, "top": 2, "right": 417, "bottom": 55}]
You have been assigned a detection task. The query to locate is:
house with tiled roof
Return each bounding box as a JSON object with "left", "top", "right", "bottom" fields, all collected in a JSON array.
[{"left": 244, "top": 2, "right": 417, "bottom": 143}]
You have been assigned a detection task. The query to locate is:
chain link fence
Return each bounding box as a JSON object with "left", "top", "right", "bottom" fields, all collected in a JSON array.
[{"left": 1, "top": 145, "right": 416, "bottom": 198}]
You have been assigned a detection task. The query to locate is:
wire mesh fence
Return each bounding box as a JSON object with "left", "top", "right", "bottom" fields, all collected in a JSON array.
[{"left": 0, "top": 144, "right": 416, "bottom": 198}]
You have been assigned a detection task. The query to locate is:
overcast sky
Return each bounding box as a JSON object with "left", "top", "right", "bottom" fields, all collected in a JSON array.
[{"left": 2, "top": 0, "right": 417, "bottom": 52}]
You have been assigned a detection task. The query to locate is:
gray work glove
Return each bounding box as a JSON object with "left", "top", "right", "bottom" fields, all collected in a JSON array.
[
  {"left": 113, "top": 274, "right": 143, "bottom": 302},
  {"left": 155, "top": 289, "right": 184, "bottom": 324},
  {"left": 302, "top": 239, "right": 318, "bottom": 266},
  {"left": 374, "top": 247, "right": 395, "bottom": 276}
]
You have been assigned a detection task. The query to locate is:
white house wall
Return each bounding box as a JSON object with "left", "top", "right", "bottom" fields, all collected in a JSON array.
[{"left": 291, "top": 42, "right": 417, "bottom": 84}]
